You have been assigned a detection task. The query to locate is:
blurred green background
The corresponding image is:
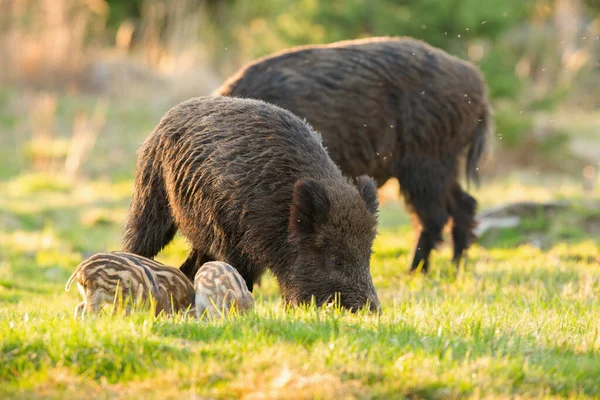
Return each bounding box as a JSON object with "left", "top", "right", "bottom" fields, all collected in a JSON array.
[{"left": 0, "top": 0, "right": 598, "bottom": 183}]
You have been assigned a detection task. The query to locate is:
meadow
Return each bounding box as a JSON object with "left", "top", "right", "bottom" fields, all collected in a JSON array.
[{"left": 1, "top": 88, "right": 600, "bottom": 399}]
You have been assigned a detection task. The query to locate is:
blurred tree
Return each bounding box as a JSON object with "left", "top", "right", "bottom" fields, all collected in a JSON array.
[
  {"left": 583, "top": 0, "right": 600, "bottom": 12},
  {"left": 99, "top": 0, "right": 595, "bottom": 106},
  {"left": 105, "top": 0, "right": 143, "bottom": 31},
  {"left": 196, "top": 0, "right": 536, "bottom": 99}
]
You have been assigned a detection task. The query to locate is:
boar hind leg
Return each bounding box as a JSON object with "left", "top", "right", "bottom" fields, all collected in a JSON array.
[
  {"left": 409, "top": 207, "right": 449, "bottom": 273},
  {"left": 397, "top": 160, "right": 452, "bottom": 274},
  {"left": 180, "top": 248, "right": 212, "bottom": 282},
  {"left": 448, "top": 183, "right": 477, "bottom": 271}
]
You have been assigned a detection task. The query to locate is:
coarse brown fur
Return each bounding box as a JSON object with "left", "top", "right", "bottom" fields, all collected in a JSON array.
[
  {"left": 65, "top": 252, "right": 194, "bottom": 317},
  {"left": 122, "top": 96, "right": 380, "bottom": 312},
  {"left": 194, "top": 261, "right": 254, "bottom": 319},
  {"left": 215, "top": 36, "right": 493, "bottom": 273}
]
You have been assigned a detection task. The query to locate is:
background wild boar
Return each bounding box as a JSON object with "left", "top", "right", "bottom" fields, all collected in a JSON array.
[
  {"left": 216, "top": 36, "right": 493, "bottom": 273},
  {"left": 122, "top": 96, "right": 380, "bottom": 312}
]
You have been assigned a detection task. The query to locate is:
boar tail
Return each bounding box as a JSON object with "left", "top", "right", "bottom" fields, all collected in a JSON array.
[
  {"left": 122, "top": 138, "right": 177, "bottom": 258},
  {"left": 65, "top": 268, "right": 79, "bottom": 291},
  {"left": 466, "top": 107, "right": 492, "bottom": 188}
]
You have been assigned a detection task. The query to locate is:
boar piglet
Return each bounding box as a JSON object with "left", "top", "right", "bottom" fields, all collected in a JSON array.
[
  {"left": 194, "top": 261, "right": 254, "bottom": 319},
  {"left": 65, "top": 252, "right": 194, "bottom": 317}
]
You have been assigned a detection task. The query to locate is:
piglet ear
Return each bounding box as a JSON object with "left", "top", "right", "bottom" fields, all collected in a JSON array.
[
  {"left": 288, "top": 178, "right": 330, "bottom": 244},
  {"left": 355, "top": 175, "right": 379, "bottom": 216}
]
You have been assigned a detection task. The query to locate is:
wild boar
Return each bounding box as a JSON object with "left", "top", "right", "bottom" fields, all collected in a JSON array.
[
  {"left": 216, "top": 36, "right": 493, "bottom": 273},
  {"left": 122, "top": 96, "right": 380, "bottom": 312}
]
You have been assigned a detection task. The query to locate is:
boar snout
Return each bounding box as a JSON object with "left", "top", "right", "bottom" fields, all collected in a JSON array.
[
  {"left": 340, "top": 288, "right": 381, "bottom": 314},
  {"left": 368, "top": 298, "right": 381, "bottom": 314},
  {"left": 363, "top": 292, "right": 381, "bottom": 314}
]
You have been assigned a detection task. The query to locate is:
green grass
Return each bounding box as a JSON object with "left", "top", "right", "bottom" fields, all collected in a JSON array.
[
  {"left": 1, "top": 173, "right": 599, "bottom": 399},
  {"left": 1, "top": 86, "right": 599, "bottom": 398}
]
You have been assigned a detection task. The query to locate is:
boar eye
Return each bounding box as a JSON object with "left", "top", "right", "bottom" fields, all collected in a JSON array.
[{"left": 330, "top": 256, "right": 343, "bottom": 268}]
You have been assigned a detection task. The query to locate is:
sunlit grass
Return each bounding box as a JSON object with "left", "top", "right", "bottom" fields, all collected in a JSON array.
[{"left": 1, "top": 172, "right": 599, "bottom": 398}]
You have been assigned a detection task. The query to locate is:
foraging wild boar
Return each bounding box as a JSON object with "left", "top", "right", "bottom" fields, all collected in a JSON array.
[
  {"left": 65, "top": 252, "right": 194, "bottom": 317},
  {"left": 122, "top": 96, "right": 380, "bottom": 312},
  {"left": 216, "top": 36, "right": 493, "bottom": 273},
  {"left": 194, "top": 261, "right": 254, "bottom": 319}
]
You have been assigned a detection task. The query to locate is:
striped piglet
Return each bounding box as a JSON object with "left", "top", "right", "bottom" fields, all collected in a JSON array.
[
  {"left": 65, "top": 252, "right": 194, "bottom": 317},
  {"left": 194, "top": 261, "right": 254, "bottom": 319}
]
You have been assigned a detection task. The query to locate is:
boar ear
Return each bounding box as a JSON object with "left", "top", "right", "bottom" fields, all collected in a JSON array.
[
  {"left": 289, "top": 178, "right": 330, "bottom": 244},
  {"left": 355, "top": 175, "right": 379, "bottom": 216}
]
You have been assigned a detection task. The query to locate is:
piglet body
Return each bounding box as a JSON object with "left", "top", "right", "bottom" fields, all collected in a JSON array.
[
  {"left": 65, "top": 252, "right": 194, "bottom": 317},
  {"left": 194, "top": 261, "right": 254, "bottom": 319}
]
